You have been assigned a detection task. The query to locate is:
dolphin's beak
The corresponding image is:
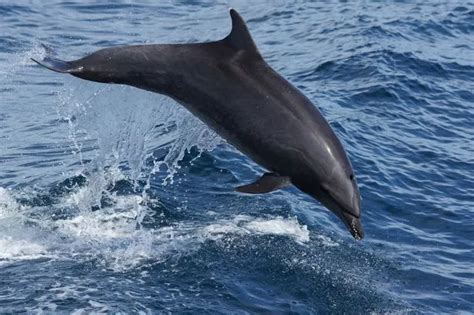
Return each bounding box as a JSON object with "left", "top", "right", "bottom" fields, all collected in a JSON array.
[
  {"left": 340, "top": 211, "right": 364, "bottom": 240},
  {"left": 322, "top": 192, "right": 365, "bottom": 240},
  {"left": 335, "top": 186, "right": 364, "bottom": 240}
]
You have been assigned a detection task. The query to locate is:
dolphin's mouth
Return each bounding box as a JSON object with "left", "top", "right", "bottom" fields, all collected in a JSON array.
[
  {"left": 348, "top": 216, "right": 364, "bottom": 240},
  {"left": 339, "top": 210, "right": 364, "bottom": 240},
  {"left": 322, "top": 193, "right": 365, "bottom": 240}
]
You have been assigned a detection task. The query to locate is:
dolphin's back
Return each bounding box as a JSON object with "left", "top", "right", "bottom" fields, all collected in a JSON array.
[{"left": 155, "top": 43, "right": 349, "bottom": 180}]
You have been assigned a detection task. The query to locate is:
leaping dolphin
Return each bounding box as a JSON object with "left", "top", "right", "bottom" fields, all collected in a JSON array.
[{"left": 32, "top": 9, "right": 364, "bottom": 239}]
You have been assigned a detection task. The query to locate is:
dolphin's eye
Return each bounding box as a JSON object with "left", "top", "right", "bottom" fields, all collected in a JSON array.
[{"left": 349, "top": 174, "right": 354, "bottom": 180}]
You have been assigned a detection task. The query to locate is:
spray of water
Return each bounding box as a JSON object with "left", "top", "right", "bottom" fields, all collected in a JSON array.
[
  {"left": 0, "top": 45, "right": 312, "bottom": 271},
  {"left": 1, "top": 44, "right": 225, "bottom": 269},
  {"left": 55, "top": 74, "right": 224, "bottom": 203},
  {"left": 45, "top": 68, "right": 226, "bottom": 269}
]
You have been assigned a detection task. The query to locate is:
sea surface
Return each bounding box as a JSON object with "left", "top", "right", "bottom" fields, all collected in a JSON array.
[{"left": 1, "top": 1, "right": 473, "bottom": 313}]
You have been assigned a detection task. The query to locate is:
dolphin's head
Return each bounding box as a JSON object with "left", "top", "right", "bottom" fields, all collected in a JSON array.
[
  {"left": 318, "top": 167, "right": 364, "bottom": 240},
  {"left": 293, "top": 141, "right": 364, "bottom": 240}
]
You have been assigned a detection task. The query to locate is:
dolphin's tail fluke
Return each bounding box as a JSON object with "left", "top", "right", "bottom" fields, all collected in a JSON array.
[
  {"left": 31, "top": 56, "right": 80, "bottom": 73},
  {"left": 31, "top": 45, "right": 82, "bottom": 73}
]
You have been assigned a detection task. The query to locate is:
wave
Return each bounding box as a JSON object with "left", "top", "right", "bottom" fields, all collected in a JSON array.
[{"left": 0, "top": 183, "right": 312, "bottom": 270}]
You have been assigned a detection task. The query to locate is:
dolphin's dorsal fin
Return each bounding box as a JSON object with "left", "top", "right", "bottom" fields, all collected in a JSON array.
[{"left": 224, "top": 9, "right": 259, "bottom": 55}]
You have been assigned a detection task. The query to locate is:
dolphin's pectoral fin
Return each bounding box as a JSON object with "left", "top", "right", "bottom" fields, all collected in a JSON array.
[{"left": 235, "top": 173, "right": 290, "bottom": 194}]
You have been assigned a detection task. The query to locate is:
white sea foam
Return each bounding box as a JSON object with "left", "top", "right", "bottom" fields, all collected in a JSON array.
[
  {"left": 314, "top": 234, "right": 340, "bottom": 247},
  {"left": 202, "top": 215, "right": 310, "bottom": 244},
  {"left": 1, "top": 181, "right": 316, "bottom": 271},
  {"left": 0, "top": 238, "right": 48, "bottom": 262},
  {"left": 49, "top": 204, "right": 312, "bottom": 271},
  {"left": 29, "top": 283, "right": 102, "bottom": 314},
  {"left": 244, "top": 217, "right": 310, "bottom": 244},
  {"left": 0, "top": 187, "right": 21, "bottom": 219},
  {"left": 0, "top": 188, "right": 50, "bottom": 264}
]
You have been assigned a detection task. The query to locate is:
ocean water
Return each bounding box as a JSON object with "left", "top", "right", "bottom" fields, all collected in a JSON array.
[{"left": 1, "top": 0, "right": 473, "bottom": 313}]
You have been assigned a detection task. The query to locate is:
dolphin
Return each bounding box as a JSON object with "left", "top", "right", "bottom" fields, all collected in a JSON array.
[{"left": 32, "top": 9, "right": 364, "bottom": 239}]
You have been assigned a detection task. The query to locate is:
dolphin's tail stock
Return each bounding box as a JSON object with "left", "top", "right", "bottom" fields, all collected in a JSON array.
[{"left": 31, "top": 44, "right": 82, "bottom": 74}]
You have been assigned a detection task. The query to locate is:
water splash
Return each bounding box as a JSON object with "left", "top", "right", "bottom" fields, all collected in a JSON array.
[
  {"left": 1, "top": 44, "right": 226, "bottom": 270},
  {"left": 1, "top": 184, "right": 314, "bottom": 271},
  {"left": 0, "top": 42, "right": 46, "bottom": 79},
  {"left": 10, "top": 63, "right": 227, "bottom": 269},
  {"left": 56, "top": 78, "right": 223, "bottom": 180},
  {"left": 202, "top": 215, "right": 310, "bottom": 245},
  {"left": 0, "top": 187, "right": 21, "bottom": 219},
  {"left": 49, "top": 69, "right": 223, "bottom": 213}
]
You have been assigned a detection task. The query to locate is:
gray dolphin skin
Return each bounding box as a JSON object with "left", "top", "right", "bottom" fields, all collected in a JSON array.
[{"left": 32, "top": 9, "right": 364, "bottom": 240}]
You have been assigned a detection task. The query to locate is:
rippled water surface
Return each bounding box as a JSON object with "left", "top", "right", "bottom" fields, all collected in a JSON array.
[{"left": 1, "top": 1, "right": 473, "bottom": 313}]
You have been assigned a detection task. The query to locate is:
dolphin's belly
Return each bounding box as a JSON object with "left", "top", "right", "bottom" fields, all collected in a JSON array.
[
  {"left": 176, "top": 87, "right": 318, "bottom": 175},
  {"left": 177, "top": 98, "right": 284, "bottom": 171}
]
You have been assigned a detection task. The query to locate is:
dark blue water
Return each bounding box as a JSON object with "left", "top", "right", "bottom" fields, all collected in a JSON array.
[{"left": 1, "top": 1, "right": 473, "bottom": 313}]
